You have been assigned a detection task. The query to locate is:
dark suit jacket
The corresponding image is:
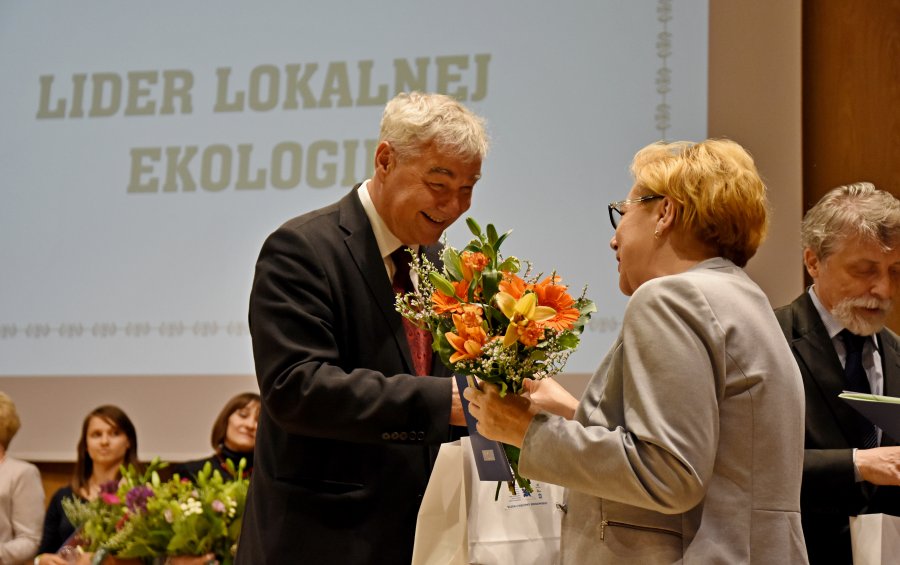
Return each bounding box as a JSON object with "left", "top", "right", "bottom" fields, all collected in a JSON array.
[
  {"left": 236, "top": 189, "right": 458, "bottom": 565},
  {"left": 775, "top": 292, "right": 900, "bottom": 564}
]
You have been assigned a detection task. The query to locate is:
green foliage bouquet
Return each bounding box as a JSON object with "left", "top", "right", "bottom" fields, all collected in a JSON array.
[
  {"left": 63, "top": 458, "right": 249, "bottom": 565},
  {"left": 395, "top": 218, "right": 595, "bottom": 491}
]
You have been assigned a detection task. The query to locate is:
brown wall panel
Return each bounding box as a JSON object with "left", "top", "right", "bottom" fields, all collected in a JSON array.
[
  {"left": 803, "top": 0, "right": 900, "bottom": 202},
  {"left": 803, "top": 0, "right": 900, "bottom": 330}
]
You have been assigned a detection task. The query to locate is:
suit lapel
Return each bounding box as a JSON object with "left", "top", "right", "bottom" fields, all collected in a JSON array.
[
  {"left": 791, "top": 294, "right": 862, "bottom": 446},
  {"left": 878, "top": 330, "right": 900, "bottom": 444},
  {"left": 879, "top": 330, "right": 900, "bottom": 396},
  {"left": 337, "top": 190, "right": 415, "bottom": 373}
]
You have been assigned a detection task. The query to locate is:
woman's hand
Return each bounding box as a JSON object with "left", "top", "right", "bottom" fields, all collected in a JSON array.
[
  {"left": 463, "top": 382, "right": 536, "bottom": 447},
  {"left": 164, "top": 555, "right": 219, "bottom": 565},
  {"left": 521, "top": 377, "right": 579, "bottom": 420},
  {"left": 34, "top": 553, "right": 77, "bottom": 565}
]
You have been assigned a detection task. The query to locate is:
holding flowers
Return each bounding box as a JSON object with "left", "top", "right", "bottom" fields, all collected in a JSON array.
[
  {"left": 462, "top": 140, "right": 808, "bottom": 563},
  {"left": 37, "top": 405, "right": 140, "bottom": 565},
  {"left": 395, "top": 218, "right": 595, "bottom": 490},
  {"left": 62, "top": 457, "right": 248, "bottom": 565}
]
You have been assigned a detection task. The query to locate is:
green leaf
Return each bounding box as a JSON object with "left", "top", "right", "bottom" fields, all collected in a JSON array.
[
  {"left": 466, "top": 217, "right": 482, "bottom": 238},
  {"left": 497, "top": 257, "right": 520, "bottom": 274},
  {"left": 442, "top": 247, "right": 464, "bottom": 281},
  {"left": 579, "top": 300, "right": 598, "bottom": 316},
  {"left": 479, "top": 242, "right": 496, "bottom": 264},
  {"left": 494, "top": 230, "right": 512, "bottom": 251},
  {"left": 557, "top": 333, "right": 580, "bottom": 349},
  {"left": 429, "top": 272, "right": 457, "bottom": 297},
  {"left": 486, "top": 223, "right": 499, "bottom": 245},
  {"left": 481, "top": 268, "right": 500, "bottom": 302},
  {"left": 528, "top": 349, "right": 549, "bottom": 361}
]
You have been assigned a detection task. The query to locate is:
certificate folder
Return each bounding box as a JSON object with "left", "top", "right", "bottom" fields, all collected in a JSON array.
[
  {"left": 840, "top": 391, "right": 900, "bottom": 443},
  {"left": 454, "top": 373, "right": 514, "bottom": 482}
]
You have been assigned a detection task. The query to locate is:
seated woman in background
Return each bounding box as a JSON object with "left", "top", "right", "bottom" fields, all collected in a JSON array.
[
  {"left": 0, "top": 391, "right": 45, "bottom": 565},
  {"left": 177, "top": 393, "right": 259, "bottom": 481},
  {"left": 35, "top": 405, "right": 139, "bottom": 565}
]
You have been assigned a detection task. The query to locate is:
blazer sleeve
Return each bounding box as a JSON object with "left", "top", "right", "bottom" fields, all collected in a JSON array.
[
  {"left": 0, "top": 462, "right": 44, "bottom": 564},
  {"left": 248, "top": 224, "right": 453, "bottom": 446},
  {"left": 520, "top": 276, "right": 719, "bottom": 513}
]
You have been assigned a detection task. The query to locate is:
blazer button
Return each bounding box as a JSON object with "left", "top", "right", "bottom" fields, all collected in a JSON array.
[{"left": 381, "top": 433, "right": 390, "bottom": 440}]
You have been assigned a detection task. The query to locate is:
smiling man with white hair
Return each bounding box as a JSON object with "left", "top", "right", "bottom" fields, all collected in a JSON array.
[{"left": 775, "top": 182, "right": 900, "bottom": 564}]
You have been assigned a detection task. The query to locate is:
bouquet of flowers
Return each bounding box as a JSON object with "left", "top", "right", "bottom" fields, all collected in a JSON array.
[
  {"left": 395, "top": 218, "right": 595, "bottom": 491},
  {"left": 62, "top": 458, "right": 249, "bottom": 565}
]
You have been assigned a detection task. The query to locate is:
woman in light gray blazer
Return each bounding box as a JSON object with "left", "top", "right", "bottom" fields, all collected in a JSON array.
[
  {"left": 0, "top": 391, "right": 44, "bottom": 565},
  {"left": 466, "top": 139, "right": 809, "bottom": 564}
]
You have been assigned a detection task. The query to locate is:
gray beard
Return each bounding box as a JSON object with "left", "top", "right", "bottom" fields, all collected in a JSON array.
[{"left": 831, "top": 296, "right": 893, "bottom": 336}]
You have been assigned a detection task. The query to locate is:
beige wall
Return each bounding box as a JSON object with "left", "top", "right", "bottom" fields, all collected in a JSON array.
[{"left": 708, "top": 0, "right": 804, "bottom": 309}]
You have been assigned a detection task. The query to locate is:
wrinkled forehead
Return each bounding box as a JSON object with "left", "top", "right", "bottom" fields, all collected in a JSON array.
[{"left": 829, "top": 232, "right": 900, "bottom": 264}]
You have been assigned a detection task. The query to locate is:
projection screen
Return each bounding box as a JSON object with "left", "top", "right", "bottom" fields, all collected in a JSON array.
[{"left": 0, "top": 0, "right": 708, "bottom": 459}]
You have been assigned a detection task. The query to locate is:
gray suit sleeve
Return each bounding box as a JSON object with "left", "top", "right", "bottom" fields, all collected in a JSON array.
[
  {"left": 519, "top": 277, "right": 720, "bottom": 513},
  {"left": 0, "top": 462, "right": 44, "bottom": 564}
]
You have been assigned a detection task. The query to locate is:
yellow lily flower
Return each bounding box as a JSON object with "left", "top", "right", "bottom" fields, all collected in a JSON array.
[{"left": 494, "top": 291, "right": 556, "bottom": 347}]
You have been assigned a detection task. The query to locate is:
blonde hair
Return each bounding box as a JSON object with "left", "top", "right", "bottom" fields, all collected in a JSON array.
[
  {"left": 801, "top": 182, "right": 900, "bottom": 260},
  {"left": 379, "top": 91, "right": 489, "bottom": 163},
  {"left": 630, "top": 139, "right": 769, "bottom": 267},
  {"left": 0, "top": 391, "right": 22, "bottom": 449}
]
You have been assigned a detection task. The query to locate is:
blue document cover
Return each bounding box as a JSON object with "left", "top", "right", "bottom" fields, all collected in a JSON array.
[
  {"left": 455, "top": 373, "right": 514, "bottom": 482},
  {"left": 840, "top": 392, "right": 900, "bottom": 443}
]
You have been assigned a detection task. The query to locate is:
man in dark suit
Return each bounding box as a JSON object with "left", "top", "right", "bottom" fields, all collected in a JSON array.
[
  {"left": 775, "top": 182, "right": 900, "bottom": 564},
  {"left": 235, "top": 92, "right": 488, "bottom": 564}
]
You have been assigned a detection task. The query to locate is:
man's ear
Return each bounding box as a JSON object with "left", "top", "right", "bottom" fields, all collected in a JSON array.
[
  {"left": 374, "top": 141, "right": 395, "bottom": 177},
  {"left": 803, "top": 247, "right": 820, "bottom": 278}
]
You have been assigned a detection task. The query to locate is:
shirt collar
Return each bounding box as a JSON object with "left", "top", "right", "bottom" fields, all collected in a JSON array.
[{"left": 356, "top": 180, "right": 418, "bottom": 260}]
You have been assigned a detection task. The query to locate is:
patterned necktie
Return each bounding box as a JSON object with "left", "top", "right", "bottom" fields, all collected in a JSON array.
[
  {"left": 391, "top": 248, "right": 433, "bottom": 376},
  {"left": 839, "top": 329, "right": 878, "bottom": 449}
]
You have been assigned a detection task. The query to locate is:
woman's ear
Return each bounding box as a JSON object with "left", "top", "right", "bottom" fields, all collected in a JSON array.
[{"left": 656, "top": 196, "right": 677, "bottom": 235}]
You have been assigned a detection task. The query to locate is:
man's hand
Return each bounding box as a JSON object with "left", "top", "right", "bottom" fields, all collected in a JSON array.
[
  {"left": 856, "top": 446, "right": 900, "bottom": 485},
  {"left": 463, "top": 382, "right": 536, "bottom": 448}
]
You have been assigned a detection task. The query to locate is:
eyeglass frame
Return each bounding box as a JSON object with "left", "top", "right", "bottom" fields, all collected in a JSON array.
[{"left": 607, "top": 194, "right": 664, "bottom": 229}]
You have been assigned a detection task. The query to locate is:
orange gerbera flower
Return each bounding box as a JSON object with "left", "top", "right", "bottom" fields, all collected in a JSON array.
[
  {"left": 498, "top": 272, "right": 527, "bottom": 299},
  {"left": 445, "top": 313, "right": 488, "bottom": 363},
  {"left": 533, "top": 276, "right": 580, "bottom": 331},
  {"left": 460, "top": 251, "right": 490, "bottom": 281},
  {"left": 431, "top": 280, "right": 471, "bottom": 314}
]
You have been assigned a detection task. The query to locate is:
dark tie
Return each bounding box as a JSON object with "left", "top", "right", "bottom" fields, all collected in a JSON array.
[
  {"left": 391, "top": 248, "right": 433, "bottom": 376},
  {"left": 839, "top": 329, "right": 878, "bottom": 449}
]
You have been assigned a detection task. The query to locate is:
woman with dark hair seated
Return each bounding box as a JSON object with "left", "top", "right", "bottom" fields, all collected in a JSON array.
[
  {"left": 177, "top": 393, "right": 259, "bottom": 481},
  {"left": 35, "top": 405, "right": 140, "bottom": 565}
]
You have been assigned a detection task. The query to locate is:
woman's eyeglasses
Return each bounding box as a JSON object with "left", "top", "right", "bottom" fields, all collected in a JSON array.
[{"left": 607, "top": 194, "right": 664, "bottom": 229}]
